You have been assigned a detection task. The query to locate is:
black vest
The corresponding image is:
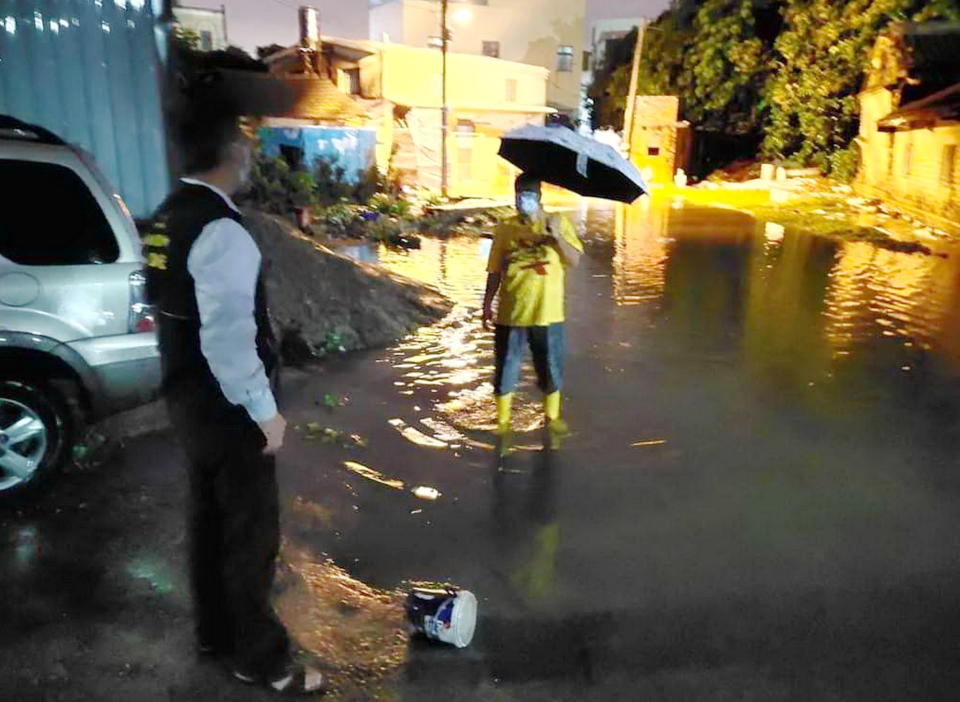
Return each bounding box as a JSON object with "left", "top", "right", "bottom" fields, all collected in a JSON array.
[{"left": 144, "top": 183, "right": 277, "bottom": 394}]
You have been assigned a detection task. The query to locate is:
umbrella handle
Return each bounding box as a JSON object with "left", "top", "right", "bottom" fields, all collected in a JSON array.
[{"left": 576, "top": 152, "right": 588, "bottom": 178}]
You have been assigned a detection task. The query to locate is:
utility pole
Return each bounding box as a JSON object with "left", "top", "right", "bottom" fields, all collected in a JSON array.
[
  {"left": 622, "top": 17, "right": 648, "bottom": 161},
  {"left": 440, "top": 0, "right": 449, "bottom": 198}
]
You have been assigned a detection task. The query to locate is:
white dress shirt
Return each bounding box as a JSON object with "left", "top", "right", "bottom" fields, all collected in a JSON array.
[{"left": 181, "top": 178, "right": 277, "bottom": 424}]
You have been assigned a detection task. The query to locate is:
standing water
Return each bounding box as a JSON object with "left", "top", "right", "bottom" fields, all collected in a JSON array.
[{"left": 302, "top": 198, "right": 960, "bottom": 699}]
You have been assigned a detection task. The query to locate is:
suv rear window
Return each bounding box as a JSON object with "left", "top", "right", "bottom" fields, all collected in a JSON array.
[{"left": 0, "top": 159, "right": 119, "bottom": 265}]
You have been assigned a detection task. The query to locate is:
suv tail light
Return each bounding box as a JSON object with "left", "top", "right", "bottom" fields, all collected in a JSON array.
[{"left": 128, "top": 270, "right": 157, "bottom": 333}]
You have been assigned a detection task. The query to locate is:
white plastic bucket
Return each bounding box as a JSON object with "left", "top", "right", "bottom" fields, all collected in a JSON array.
[{"left": 405, "top": 587, "right": 477, "bottom": 648}]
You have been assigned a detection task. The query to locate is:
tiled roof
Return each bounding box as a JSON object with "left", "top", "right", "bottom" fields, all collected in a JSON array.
[
  {"left": 278, "top": 75, "right": 369, "bottom": 122},
  {"left": 878, "top": 81, "right": 960, "bottom": 131}
]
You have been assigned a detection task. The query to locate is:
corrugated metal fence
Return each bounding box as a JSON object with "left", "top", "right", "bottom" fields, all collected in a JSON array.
[{"left": 0, "top": 0, "right": 170, "bottom": 218}]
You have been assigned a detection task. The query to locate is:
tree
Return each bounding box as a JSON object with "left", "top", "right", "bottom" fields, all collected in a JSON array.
[
  {"left": 257, "top": 44, "right": 288, "bottom": 61},
  {"left": 762, "top": 0, "right": 960, "bottom": 176},
  {"left": 588, "top": 1, "right": 774, "bottom": 137},
  {"left": 680, "top": 0, "right": 773, "bottom": 134}
]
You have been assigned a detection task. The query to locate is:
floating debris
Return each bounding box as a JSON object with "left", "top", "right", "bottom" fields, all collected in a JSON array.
[
  {"left": 343, "top": 461, "right": 405, "bottom": 490},
  {"left": 632, "top": 439, "right": 668, "bottom": 448},
  {"left": 388, "top": 418, "right": 448, "bottom": 448},
  {"left": 411, "top": 486, "right": 441, "bottom": 501},
  {"left": 303, "top": 423, "right": 368, "bottom": 448}
]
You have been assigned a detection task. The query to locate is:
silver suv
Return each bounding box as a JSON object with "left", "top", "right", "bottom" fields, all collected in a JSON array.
[{"left": 0, "top": 116, "right": 161, "bottom": 498}]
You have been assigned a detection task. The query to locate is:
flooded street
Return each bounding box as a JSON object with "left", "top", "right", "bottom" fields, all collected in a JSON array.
[
  {"left": 5, "top": 199, "right": 960, "bottom": 700},
  {"left": 290, "top": 198, "right": 960, "bottom": 698}
]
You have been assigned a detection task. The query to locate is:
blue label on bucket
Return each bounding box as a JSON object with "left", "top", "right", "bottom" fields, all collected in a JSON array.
[{"left": 425, "top": 598, "right": 455, "bottom": 638}]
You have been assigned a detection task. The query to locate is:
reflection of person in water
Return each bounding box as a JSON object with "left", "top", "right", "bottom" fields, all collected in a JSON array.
[
  {"left": 492, "top": 448, "right": 561, "bottom": 605},
  {"left": 482, "top": 174, "right": 583, "bottom": 441}
]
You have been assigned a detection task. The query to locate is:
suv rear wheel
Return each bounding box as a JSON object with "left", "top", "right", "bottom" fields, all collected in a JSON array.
[{"left": 0, "top": 379, "right": 73, "bottom": 498}]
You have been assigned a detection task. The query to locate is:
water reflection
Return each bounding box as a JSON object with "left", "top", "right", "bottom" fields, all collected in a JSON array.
[{"left": 337, "top": 199, "right": 960, "bottom": 447}]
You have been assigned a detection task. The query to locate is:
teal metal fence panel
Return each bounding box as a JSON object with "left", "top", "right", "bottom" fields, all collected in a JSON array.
[{"left": 0, "top": 0, "right": 170, "bottom": 218}]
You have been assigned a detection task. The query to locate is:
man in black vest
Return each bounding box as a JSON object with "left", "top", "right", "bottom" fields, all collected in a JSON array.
[{"left": 144, "top": 101, "right": 324, "bottom": 694}]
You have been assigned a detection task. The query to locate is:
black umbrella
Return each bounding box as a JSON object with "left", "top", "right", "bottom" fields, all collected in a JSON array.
[{"left": 498, "top": 124, "right": 648, "bottom": 203}]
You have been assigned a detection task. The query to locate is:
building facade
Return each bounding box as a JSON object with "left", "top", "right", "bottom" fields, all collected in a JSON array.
[
  {"left": 580, "top": 16, "right": 644, "bottom": 131},
  {"left": 627, "top": 96, "right": 690, "bottom": 184},
  {"left": 172, "top": 2, "right": 227, "bottom": 51},
  {"left": 367, "top": 0, "right": 585, "bottom": 117},
  {"left": 856, "top": 23, "right": 960, "bottom": 233},
  {"left": 266, "top": 26, "right": 552, "bottom": 197}
]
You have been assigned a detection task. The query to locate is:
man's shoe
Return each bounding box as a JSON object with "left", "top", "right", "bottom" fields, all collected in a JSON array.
[{"left": 233, "top": 661, "right": 327, "bottom": 696}]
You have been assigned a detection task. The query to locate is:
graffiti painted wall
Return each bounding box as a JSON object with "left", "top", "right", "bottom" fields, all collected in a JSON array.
[{"left": 258, "top": 127, "right": 378, "bottom": 182}]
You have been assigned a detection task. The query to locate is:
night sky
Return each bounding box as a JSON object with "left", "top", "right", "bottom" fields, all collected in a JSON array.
[{"left": 179, "top": 0, "right": 670, "bottom": 55}]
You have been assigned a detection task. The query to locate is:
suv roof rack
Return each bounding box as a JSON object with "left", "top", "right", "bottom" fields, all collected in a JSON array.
[{"left": 0, "top": 115, "right": 66, "bottom": 146}]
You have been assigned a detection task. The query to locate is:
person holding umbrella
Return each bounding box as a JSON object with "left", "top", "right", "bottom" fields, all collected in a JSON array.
[
  {"left": 485, "top": 122, "right": 648, "bottom": 443},
  {"left": 482, "top": 174, "right": 583, "bottom": 440}
]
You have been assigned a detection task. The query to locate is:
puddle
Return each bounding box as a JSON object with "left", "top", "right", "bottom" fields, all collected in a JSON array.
[{"left": 277, "top": 546, "right": 408, "bottom": 696}]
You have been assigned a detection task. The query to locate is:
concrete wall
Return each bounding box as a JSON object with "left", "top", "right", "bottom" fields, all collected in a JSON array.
[
  {"left": 628, "top": 96, "right": 688, "bottom": 184},
  {"left": 368, "top": 0, "right": 585, "bottom": 114},
  {"left": 358, "top": 44, "right": 548, "bottom": 111},
  {"left": 856, "top": 87, "right": 960, "bottom": 231},
  {"left": 259, "top": 126, "right": 378, "bottom": 182}
]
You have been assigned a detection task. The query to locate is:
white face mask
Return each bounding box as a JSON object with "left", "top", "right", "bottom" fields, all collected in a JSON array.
[{"left": 518, "top": 191, "right": 540, "bottom": 216}]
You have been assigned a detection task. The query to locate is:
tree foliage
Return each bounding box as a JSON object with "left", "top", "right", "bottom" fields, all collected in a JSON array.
[
  {"left": 763, "top": 0, "right": 960, "bottom": 170},
  {"left": 587, "top": 0, "right": 960, "bottom": 175}
]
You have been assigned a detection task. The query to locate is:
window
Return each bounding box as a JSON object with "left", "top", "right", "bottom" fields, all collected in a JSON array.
[
  {"left": 582, "top": 50, "right": 592, "bottom": 72},
  {"left": 482, "top": 40, "right": 500, "bottom": 58},
  {"left": 941, "top": 144, "right": 957, "bottom": 186},
  {"left": 647, "top": 146, "right": 660, "bottom": 156},
  {"left": 0, "top": 160, "right": 117, "bottom": 266},
  {"left": 903, "top": 139, "right": 913, "bottom": 177},
  {"left": 505, "top": 78, "right": 517, "bottom": 102},
  {"left": 200, "top": 30, "right": 213, "bottom": 51},
  {"left": 345, "top": 68, "right": 361, "bottom": 95},
  {"left": 428, "top": 35, "right": 443, "bottom": 49},
  {"left": 556, "top": 45, "right": 574, "bottom": 72}
]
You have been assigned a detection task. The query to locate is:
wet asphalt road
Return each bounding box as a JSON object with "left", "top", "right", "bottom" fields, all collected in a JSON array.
[{"left": 4, "top": 200, "right": 960, "bottom": 700}]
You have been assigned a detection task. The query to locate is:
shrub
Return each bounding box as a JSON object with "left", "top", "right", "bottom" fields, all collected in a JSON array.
[
  {"left": 367, "top": 217, "right": 407, "bottom": 242},
  {"left": 368, "top": 192, "right": 412, "bottom": 218},
  {"left": 322, "top": 200, "right": 360, "bottom": 237},
  {"left": 827, "top": 145, "right": 860, "bottom": 183}
]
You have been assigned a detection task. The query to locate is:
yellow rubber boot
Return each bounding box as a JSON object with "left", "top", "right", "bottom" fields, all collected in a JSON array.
[
  {"left": 494, "top": 393, "right": 514, "bottom": 435},
  {"left": 544, "top": 392, "right": 569, "bottom": 437}
]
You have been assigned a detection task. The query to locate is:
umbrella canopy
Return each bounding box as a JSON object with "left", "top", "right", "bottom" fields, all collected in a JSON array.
[{"left": 498, "top": 124, "right": 648, "bottom": 203}]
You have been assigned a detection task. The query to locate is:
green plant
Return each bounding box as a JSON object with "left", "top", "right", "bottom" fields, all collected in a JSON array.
[
  {"left": 368, "top": 192, "right": 412, "bottom": 218},
  {"left": 289, "top": 170, "right": 317, "bottom": 209},
  {"left": 828, "top": 144, "right": 860, "bottom": 182},
  {"left": 367, "top": 217, "right": 406, "bottom": 242},
  {"left": 321, "top": 200, "right": 359, "bottom": 237},
  {"left": 244, "top": 155, "right": 294, "bottom": 214}
]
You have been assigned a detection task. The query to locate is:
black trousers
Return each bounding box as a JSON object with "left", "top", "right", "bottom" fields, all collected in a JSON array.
[{"left": 166, "top": 382, "right": 289, "bottom": 678}]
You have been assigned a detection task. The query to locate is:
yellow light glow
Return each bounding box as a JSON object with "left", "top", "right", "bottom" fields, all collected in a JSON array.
[{"left": 452, "top": 7, "right": 473, "bottom": 26}]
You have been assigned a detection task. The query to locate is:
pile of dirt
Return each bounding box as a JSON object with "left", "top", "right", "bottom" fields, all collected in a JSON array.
[{"left": 246, "top": 211, "right": 453, "bottom": 362}]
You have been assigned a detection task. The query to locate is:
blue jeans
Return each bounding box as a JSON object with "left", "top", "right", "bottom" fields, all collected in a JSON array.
[{"left": 494, "top": 324, "right": 565, "bottom": 396}]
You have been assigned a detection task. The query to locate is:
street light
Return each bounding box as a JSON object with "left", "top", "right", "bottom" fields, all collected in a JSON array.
[
  {"left": 452, "top": 6, "right": 472, "bottom": 26},
  {"left": 440, "top": 0, "right": 449, "bottom": 198}
]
